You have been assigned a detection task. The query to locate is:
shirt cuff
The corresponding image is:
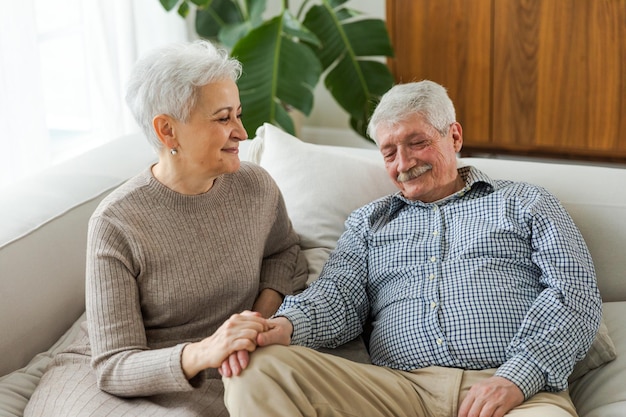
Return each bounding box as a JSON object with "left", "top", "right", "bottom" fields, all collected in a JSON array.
[
  {"left": 495, "top": 354, "right": 545, "bottom": 399},
  {"left": 275, "top": 307, "right": 311, "bottom": 346}
]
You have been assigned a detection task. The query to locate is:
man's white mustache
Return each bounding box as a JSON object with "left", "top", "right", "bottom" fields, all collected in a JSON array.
[{"left": 397, "top": 164, "right": 432, "bottom": 182}]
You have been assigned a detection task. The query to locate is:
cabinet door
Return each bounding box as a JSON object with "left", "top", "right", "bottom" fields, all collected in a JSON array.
[
  {"left": 386, "top": 0, "right": 626, "bottom": 161},
  {"left": 493, "top": 0, "right": 626, "bottom": 159},
  {"left": 386, "top": 0, "right": 492, "bottom": 145}
]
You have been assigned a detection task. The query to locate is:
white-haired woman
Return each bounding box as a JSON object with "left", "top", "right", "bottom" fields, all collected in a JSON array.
[{"left": 25, "top": 40, "right": 306, "bottom": 416}]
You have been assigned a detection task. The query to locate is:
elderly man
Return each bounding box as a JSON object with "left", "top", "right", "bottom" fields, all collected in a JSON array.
[{"left": 223, "top": 80, "right": 601, "bottom": 417}]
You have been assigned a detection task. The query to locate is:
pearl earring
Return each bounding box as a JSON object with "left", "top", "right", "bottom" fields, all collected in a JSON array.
[{"left": 170, "top": 148, "right": 178, "bottom": 156}]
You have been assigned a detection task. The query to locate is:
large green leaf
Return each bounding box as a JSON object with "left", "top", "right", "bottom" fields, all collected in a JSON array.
[
  {"left": 160, "top": 0, "right": 180, "bottom": 11},
  {"left": 232, "top": 13, "right": 322, "bottom": 136},
  {"left": 195, "top": 0, "right": 244, "bottom": 43},
  {"left": 195, "top": 0, "right": 266, "bottom": 48},
  {"left": 304, "top": 1, "right": 394, "bottom": 139}
]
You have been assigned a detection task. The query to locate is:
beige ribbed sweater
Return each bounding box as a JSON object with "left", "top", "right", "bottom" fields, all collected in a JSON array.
[{"left": 25, "top": 162, "right": 304, "bottom": 416}]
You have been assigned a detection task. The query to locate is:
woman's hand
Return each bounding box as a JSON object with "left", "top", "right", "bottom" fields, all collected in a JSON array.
[
  {"left": 218, "top": 289, "right": 285, "bottom": 377},
  {"left": 181, "top": 311, "right": 267, "bottom": 380},
  {"left": 218, "top": 350, "right": 250, "bottom": 377},
  {"left": 219, "top": 316, "right": 294, "bottom": 378}
]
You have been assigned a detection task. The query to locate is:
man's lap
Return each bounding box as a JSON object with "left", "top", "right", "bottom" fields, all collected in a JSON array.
[{"left": 224, "top": 345, "right": 577, "bottom": 417}]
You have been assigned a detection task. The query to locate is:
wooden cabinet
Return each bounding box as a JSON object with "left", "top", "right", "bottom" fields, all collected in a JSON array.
[{"left": 386, "top": 0, "right": 626, "bottom": 162}]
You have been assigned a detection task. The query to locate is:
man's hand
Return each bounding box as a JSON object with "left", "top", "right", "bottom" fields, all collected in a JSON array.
[
  {"left": 458, "top": 376, "right": 524, "bottom": 417},
  {"left": 256, "top": 316, "right": 293, "bottom": 347}
]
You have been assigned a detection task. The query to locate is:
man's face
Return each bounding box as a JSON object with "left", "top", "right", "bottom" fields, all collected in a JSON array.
[{"left": 377, "top": 113, "right": 463, "bottom": 202}]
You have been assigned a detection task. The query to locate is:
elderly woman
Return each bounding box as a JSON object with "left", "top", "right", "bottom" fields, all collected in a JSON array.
[{"left": 24, "top": 40, "right": 306, "bottom": 416}]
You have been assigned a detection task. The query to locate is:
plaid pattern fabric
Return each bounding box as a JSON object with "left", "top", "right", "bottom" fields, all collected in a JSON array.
[{"left": 278, "top": 166, "right": 601, "bottom": 398}]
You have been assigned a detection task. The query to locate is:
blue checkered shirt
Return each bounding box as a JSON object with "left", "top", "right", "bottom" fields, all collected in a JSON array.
[{"left": 278, "top": 166, "right": 601, "bottom": 399}]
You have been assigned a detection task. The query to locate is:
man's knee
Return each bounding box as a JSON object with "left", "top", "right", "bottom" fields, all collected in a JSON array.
[{"left": 224, "top": 345, "right": 298, "bottom": 389}]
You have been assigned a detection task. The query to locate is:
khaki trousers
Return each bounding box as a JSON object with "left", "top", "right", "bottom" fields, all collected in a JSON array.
[{"left": 223, "top": 345, "right": 577, "bottom": 417}]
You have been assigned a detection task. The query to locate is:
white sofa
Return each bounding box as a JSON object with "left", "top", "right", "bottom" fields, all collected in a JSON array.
[{"left": 1, "top": 124, "right": 625, "bottom": 416}]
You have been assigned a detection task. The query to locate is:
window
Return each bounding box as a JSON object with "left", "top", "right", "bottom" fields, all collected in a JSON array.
[{"left": 0, "top": 0, "right": 188, "bottom": 187}]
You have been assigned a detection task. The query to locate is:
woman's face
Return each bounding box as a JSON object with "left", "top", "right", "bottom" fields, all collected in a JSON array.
[{"left": 172, "top": 79, "right": 247, "bottom": 180}]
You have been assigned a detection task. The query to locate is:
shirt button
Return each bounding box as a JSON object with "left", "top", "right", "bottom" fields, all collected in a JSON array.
[
  {"left": 430, "top": 256, "right": 437, "bottom": 262},
  {"left": 436, "top": 338, "right": 443, "bottom": 346},
  {"left": 432, "top": 230, "right": 439, "bottom": 237},
  {"left": 430, "top": 301, "right": 437, "bottom": 309},
  {"left": 432, "top": 206, "right": 439, "bottom": 211},
  {"left": 429, "top": 274, "right": 435, "bottom": 280}
]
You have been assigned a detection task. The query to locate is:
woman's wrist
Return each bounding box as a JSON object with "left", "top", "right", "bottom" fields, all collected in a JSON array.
[{"left": 181, "top": 342, "right": 200, "bottom": 380}]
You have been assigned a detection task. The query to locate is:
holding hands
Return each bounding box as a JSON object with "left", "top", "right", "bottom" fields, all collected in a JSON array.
[
  {"left": 181, "top": 311, "right": 269, "bottom": 379},
  {"left": 219, "top": 316, "right": 294, "bottom": 377}
]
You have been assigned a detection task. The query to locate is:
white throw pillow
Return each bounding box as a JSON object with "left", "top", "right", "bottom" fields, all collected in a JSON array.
[{"left": 249, "top": 123, "right": 397, "bottom": 283}]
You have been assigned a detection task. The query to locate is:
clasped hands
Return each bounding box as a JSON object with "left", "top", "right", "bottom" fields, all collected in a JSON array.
[
  {"left": 218, "top": 313, "right": 293, "bottom": 377},
  {"left": 181, "top": 311, "right": 292, "bottom": 380}
]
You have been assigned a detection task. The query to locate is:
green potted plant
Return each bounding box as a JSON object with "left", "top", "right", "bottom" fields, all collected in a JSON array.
[{"left": 158, "top": 0, "right": 394, "bottom": 141}]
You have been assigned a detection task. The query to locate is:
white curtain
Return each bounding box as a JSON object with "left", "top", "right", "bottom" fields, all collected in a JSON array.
[{"left": 0, "top": 0, "right": 188, "bottom": 187}]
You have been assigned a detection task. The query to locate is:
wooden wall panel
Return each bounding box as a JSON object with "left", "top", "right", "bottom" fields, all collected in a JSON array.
[
  {"left": 386, "top": 0, "right": 626, "bottom": 162},
  {"left": 493, "top": 0, "right": 626, "bottom": 158},
  {"left": 386, "top": 0, "right": 492, "bottom": 145}
]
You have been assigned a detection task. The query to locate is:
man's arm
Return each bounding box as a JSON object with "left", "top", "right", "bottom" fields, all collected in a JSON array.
[
  {"left": 458, "top": 188, "right": 599, "bottom": 416},
  {"left": 494, "top": 189, "right": 601, "bottom": 398}
]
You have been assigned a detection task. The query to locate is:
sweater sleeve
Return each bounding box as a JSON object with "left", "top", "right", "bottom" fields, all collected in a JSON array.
[
  {"left": 86, "top": 215, "right": 203, "bottom": 397},
  {"left": 259, "top": 183, "right": 306, "bottom": 296}
]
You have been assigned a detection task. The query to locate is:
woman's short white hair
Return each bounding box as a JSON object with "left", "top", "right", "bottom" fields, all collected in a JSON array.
[
  {"left": 125, "top": 40, "right": 242, "bottom": 151},
  {"left": 367, "top": 80, "right": 456, "bottom": 143}
]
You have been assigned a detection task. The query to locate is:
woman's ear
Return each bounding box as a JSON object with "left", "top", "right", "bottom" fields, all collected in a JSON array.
[{"left": 152, "top": 114, "right": 178, "bottom": 150}]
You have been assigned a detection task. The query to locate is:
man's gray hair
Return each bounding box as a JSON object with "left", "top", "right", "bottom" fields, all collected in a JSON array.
[
  {"left": 367, "top": 80, "right": 456, "bottom": 143},
  {"left": 125, "top": 40, "right": 242, "bottom": 151}
]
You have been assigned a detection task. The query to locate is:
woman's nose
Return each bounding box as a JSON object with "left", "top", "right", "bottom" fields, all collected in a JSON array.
[{"left": 233, "top": 119, "right": 248, "bottom": 141}]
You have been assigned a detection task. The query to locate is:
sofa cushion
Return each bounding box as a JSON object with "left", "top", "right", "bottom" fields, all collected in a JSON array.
[
  {"left": 569, "top": 318, "right": 616, "bottom": 383},
  {"left": 0, "top": 314, "right": 84, "bottom": 417},
  {"left": 570, "top": 302, "right": 626, "bottom": 416},
  {"left": 249, "top": 123, "right": 397, "bottom": 284}
]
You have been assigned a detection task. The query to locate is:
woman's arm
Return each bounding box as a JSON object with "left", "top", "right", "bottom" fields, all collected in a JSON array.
[{"left": 252, "top": 288, "right": 284, "bottom": 318}]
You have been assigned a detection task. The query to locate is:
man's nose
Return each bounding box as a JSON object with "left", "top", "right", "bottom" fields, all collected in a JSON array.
[{"left": 396, "top": 147, "right": 414, "bottom": 173}]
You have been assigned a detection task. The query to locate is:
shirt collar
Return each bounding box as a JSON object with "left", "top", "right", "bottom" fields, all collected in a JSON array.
[{"left": 388, "top": 165, "right": 496, "bottom": 215}]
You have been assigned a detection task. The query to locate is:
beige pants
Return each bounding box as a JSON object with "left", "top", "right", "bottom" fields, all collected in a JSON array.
[{"left": 223, "top": 345, "right": 577, "bottom": 417}]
